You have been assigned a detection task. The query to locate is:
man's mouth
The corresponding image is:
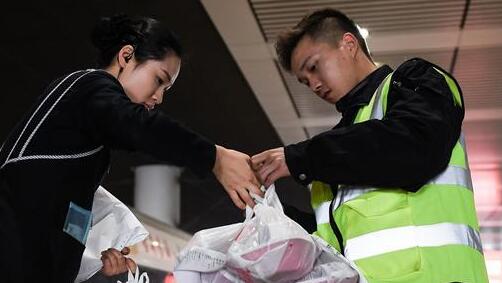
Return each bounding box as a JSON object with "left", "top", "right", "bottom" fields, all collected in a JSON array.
[{"left": 320, "top": 90, "right": 330, "bottom": 100}]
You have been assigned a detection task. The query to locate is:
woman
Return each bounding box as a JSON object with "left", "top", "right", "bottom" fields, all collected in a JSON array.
[{"left": 0, "top": 14, "right": 261, "bottom": 282}]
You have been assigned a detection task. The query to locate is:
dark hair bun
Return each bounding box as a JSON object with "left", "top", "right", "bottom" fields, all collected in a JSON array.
[
  {"left": 91, "top": 13, "right": 183, "bottom": 68},
  {"left": 91, "top": 14, "right": 142, "bottom": 52}
]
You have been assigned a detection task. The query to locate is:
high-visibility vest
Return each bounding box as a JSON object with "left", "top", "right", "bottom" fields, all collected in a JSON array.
[{"left": 310, "top": 68, "right": 489, "bottom": 283}]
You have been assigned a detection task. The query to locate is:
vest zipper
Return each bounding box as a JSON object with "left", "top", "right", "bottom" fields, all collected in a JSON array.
[{"left": 329, "top": 185, "right": 345, "bottom": 255}]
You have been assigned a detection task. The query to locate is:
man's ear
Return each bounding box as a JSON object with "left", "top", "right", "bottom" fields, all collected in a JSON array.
[{"left": 341, "top": 33, "right": 358, "bottom": 58}]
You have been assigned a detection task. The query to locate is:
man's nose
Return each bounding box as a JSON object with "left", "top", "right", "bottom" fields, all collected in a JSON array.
[{"left": 311, "top": 80, "right": 322, "bottom": 94}]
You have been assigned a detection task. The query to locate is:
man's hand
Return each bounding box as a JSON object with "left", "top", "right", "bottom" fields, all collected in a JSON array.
[
  {"left": 101, "top": 247, "right": 136, "bottom": 277},
  {"left": 213, "top": 145, "right": 263, "bottom": 210},
  {"left": 251, "top": 147, "right": 291, "bottom": 187}
]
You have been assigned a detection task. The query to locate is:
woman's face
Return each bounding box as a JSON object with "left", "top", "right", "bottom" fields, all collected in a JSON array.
[{"left": 119, "top": 52, "right": 181, "bottom": 111}]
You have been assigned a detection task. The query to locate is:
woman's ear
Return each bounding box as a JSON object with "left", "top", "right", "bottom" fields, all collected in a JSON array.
[{"left": 117, "top": 45, "right": 135, "bottom": 67}]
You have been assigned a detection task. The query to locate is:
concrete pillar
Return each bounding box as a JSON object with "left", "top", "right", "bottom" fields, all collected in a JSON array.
[{"left": 134, "top": 164, "right": 183, "bottom": 227}]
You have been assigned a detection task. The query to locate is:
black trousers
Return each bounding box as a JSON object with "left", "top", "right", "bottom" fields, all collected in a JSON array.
[{"left": 0, "top": 177, "right": 85, "bottom": 283}]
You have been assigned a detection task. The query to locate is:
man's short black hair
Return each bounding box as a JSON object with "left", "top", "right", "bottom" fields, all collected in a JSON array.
[{"left": 275, "top": 8, "right": 372, "bottom": 71}]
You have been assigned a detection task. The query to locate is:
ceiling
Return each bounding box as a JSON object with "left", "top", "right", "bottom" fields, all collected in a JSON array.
[{"left": 201, "top": 0, "right": 502, "bottom": 278}]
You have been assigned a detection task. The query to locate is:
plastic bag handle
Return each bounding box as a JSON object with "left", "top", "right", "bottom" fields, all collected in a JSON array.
[{"left": 117, "top": 266, "right": 150, "bottom": 283}]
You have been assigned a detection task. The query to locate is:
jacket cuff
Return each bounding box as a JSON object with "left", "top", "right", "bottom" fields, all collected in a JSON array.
[{"left": 285, "top": 141, "right": 313, "bottom": 186}]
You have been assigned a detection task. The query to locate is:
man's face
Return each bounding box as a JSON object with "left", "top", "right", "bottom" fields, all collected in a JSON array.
[{"left": 291, "top": 35, "right": 359, "bottom": 104}]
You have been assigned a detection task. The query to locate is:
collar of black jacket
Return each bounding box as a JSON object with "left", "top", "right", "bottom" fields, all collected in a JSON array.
[{"left": 335, "top": 65, "right": 393, "bottom": 115}]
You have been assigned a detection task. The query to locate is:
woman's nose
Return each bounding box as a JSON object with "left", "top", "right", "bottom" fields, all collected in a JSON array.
[{"left": 153, "top": 92, "right": 163, "bottom": 105}]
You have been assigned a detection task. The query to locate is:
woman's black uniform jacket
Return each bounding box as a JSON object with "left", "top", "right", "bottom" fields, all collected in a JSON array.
[{"left": 0, "top": 69, "right": 216, "bottom": 282}]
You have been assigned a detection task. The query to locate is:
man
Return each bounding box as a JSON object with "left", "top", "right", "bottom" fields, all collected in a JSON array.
[{"left": 252, "top": 8, "right": 488, "bottom": 283}]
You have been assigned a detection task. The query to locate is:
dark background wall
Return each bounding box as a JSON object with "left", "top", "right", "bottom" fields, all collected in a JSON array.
[{"left": 0, "top": 0, "right": 311, "bottom": 233}]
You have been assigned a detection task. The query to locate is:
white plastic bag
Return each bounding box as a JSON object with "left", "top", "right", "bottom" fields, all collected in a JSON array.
[
  {"left": 75, "top": 186, "right": 149, "bottom": 283},
  {"left": 174, "top": 185, "right": 366, "bottom": 283},
  {"left": 117, "top": 266, "right": 150, "bottom": 283},
  {"left": 173, "top": 220, "right": 244, "bottom": 282},
  {"left": 174, "top": 185, "right": 320, "bottom": 283},
  {"left": 175, "top": 268, "right": 241, "bottom": 283},
  {"left": 226, "top": 186, "right": 320, "bottom": 282},
  {"left": 297, "top": 235, "right": 365, "bottom": 283},
  {"left": 175, "top": 222, "right": 243, "bottom": 273}
]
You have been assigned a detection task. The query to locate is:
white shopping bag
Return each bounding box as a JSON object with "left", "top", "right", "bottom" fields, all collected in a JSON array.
[
  {"left": 173, "top": 220, "right": 245, "bottom": 283},
  {"left": 175, "top": 185, "right": 320, "bottom": 283},
  {"left": 297, "top": 235, "right": 366, "bottom": 283},
  {"left": 174, "top": 185, "right": 367, "bottom": 283},
  {"left": 175, "top": 222, "right": 243, "bottom": 273},
  {"left": 225, "top": 186, "right": 320, "bottom": 282},
  {"left": 74, "top": 186, "right": 149, "bottom": 283},
  {"left": 117, "top": 266, "right": 150, "bottom": 283},
  {"left": 175, "top": 269, "right": 241, "bottom": 283}
]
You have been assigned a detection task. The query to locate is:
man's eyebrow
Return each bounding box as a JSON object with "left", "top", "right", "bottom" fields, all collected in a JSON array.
[{"left": 299, "top": 55, "right": 312, "bottom": 72}]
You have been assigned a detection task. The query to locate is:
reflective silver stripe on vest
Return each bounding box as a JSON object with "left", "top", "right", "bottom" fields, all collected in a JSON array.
[
  {"left": 315, "top": 187, "right": 379, "bottom": 224},
  {"left": 326, "top": 163, "right": 472, "bottom": 214},
  {"left": 459, "top": 133, "right": 472, "bottom": 170},
  {"left": 344, "top": 223, "right": 483, "bottom": 261},
  {"left": 315, "top": 187, "right": 378, "bottom": 224},
  {"left": 430, "top": 165, "right": 473, "bottom": 190},
  {"left": 332, "top": 186, "right": 378, "bottom": 211},
  {"left": 315, "top": 163, "right": 473, "bottom": 225},
  {"left": 314, "top": 201, "right": 331, "bottom": 224},
  {"left": 0, "top": 145, "right": 104, "bottom": 169},
  {"left": 459, "top": 132, "right": 466, "bottom": 148},
  {"left": 370, "top": 75, "right": 388, "bottom": 120}
]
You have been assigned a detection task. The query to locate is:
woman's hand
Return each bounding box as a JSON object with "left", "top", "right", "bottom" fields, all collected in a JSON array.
[
  {"left": 213, "top": 145, "right": 263, "bottom": 209},
  {"left": 101, "top": 247, "right": 137, "bottom": 277}
]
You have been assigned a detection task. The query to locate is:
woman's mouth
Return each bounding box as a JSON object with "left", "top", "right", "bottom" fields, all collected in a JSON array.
[{"left": 144, "top": 104, "right": 155, "bottom": 111}]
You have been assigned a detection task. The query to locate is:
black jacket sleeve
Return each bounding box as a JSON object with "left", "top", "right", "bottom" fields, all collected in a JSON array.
[
  {"left": 81, "top": 72, "right": 216, "bottom": 178},
  {"left": 285, "top": 59, "right": 464, "bottom": 191}
]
